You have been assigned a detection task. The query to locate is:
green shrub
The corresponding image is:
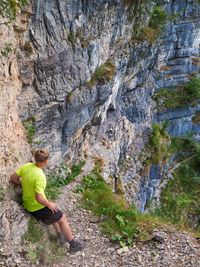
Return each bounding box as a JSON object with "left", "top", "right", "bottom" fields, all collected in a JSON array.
[
  {"left": 148, "top": 6, "right": 168, "bottom": 30},
  {"left": 184, "top": 76, "right": 200, "bottom": 96},
  {"left": 86, "top": 60, "right": 116, "bottom": 87},
  {"left": 45, "top": 161, "right": 85, "bottom": 200},
  {"left": 23, "top": 121, "right": 35, "bottom": 144},
  {"left": 144, "top": 123, "right": 170, "bottom": 170},
  {"left": 134, "top": 5, "right": 168, "bottom": 43},
  {"left": 1, "top": 44, "right": 13, "bottom": 56}
]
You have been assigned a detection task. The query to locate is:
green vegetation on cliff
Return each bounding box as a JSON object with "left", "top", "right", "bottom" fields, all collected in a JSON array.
[
  {"left": 154, "top": 155, "right": 200, "bottom": 232},
  {"left": 23, "top": 120, "right": 35, "bottom": 144},
  {"left": 0, "top": 0, "right": 27, "bottom": 23},
  {"left": 86, "top": 60, "right": 116, "bottom": 87},
  {"left": 143, "top": 123, "right": 200, "bottom": 233},
  {"left": 152, "top": 77, "right": 200, "bottom": 110},
  {"left": 128, "top": 0, "right": 181, "bottom": 45},
  {"left": 143, "top": 122, "right": 170, "bottom": 173},
  {"left": 150, "top": 135, "right": 200, "bottom": 233},
  {"left": 135, "top": 6, "right": 168, "bottom": 44}
]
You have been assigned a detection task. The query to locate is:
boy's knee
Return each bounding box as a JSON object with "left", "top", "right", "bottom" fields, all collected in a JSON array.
[{"left": 58, "top": 214, "right": 66, "bottom": 223}]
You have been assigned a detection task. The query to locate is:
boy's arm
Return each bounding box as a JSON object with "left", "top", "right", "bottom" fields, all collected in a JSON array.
[
  {"left": 35, "top": 192, "right": 58, "bottom": 213},
  {"left": 10, "top": 173, "right": 21, "bottom": 185}
]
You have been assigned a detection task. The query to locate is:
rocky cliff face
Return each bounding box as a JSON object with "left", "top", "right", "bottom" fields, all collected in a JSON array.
[
  {"left": 15, "top": 0, "right": 200, "bottom": 212},
  {"left": 1, "top": 0, "right": 200, "bottom": 212}
]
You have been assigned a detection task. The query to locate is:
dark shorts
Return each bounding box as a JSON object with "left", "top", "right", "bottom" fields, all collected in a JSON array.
[{"left": 29, "top": 207, "right": 63, "bottom": 225}]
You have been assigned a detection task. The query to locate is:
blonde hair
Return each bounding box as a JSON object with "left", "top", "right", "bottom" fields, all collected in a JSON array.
[{"left": 34, "top": 149, "right": 49, "bottom": 163}]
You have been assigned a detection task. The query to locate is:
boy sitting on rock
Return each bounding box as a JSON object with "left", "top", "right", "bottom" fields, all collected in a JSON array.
[{"left": 10, "top": 149, "right": 85, "bottom": 253}]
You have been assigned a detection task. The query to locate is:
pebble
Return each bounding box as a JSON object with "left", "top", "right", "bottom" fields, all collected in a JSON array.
[
  {"left": 137, "top": 255, "right": 143, "bottom": 263},
  {"left": 117, "top": 246, "right": 129, "bottom": 255},
  {"left": 107, "top": 247, "right": 115, "bottom": 252},
  {"left": 90, "top": 216, "right": 99, "bottom": 223},
  {"left": 189, "top": 248, "right": 198, "bottom": 254},
  {"left": 15, "top": 258, "right": 21, "bottom": 264},
  {"left": 84, "top": 235, "right": 91, "bottom": 240}
]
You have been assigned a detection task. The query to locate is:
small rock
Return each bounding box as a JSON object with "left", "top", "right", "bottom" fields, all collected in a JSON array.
[
  {"left": 13, "top": 24, "right": 26, "bottom": 32},
  {"left": 117, "top": 246, "right": 129, "bottom": 255},
  {"left": 107, "top": 247, "right": 115, "bottom": 252},
  {"left": 84, "top": 235, "right": 91, "bottom": 240},
  {"left": 137, "top": 255, "right": 143, "bottom": 263},
  {"left": 189, "top": 248, "right": 198, "bottom": 254},
  {"left": 100, "top": 214, "right": 107, "bottom": 222},
  {"left": 15, "top": 258, "right": 21, "bottom": 264},
  {"left": 90, "top": 216, "right": 99, "bottom": 223},
  {"left": 151, "top": 232, "right": 165, "bottom": 243}
]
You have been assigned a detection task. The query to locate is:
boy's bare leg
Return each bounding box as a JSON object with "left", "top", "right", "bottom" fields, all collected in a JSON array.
[
  {"left": 53, "top": 222, "right": 61, "bottom": 233},
  {"left": 57, "top": 214, "right": 73, "bottom": 242},
  {"left": 56, "top": 214, "right": 85, "bottom": 253},
  {"left": 53, "top": 221, "right": 67, "bottom": 245}
]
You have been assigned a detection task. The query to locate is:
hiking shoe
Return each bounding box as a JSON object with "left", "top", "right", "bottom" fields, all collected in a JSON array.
[
  {"left": 68, "top": 241, "right": 86, "bottom": 254},
  {"left": 60, "top": 236, "right": 67, "bottom": 247}
]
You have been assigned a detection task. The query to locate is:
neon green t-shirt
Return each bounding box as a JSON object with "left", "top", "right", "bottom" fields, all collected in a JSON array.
[{"left": 16, "top": 162, "right": 47, "bottom": 212}]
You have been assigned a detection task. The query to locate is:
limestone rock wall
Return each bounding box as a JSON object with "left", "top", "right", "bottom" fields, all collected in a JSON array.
[
  {"left": 15, "top": 0, "right": 200, "bottom": 212},
  {"left": 0, "top": 5, "right": 33, "bottom": 185},
  {"left": 17, "top": 0, "right": 142, "bottom": 163}
]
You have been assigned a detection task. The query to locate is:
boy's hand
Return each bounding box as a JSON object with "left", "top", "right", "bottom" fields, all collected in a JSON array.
[
  {"left": 35, "top": 192, "right": 58, "bottom": 213},
  {"left": 10, "top": 173, "right": 21, "bottom": 185},
  {"left": 47, "top": 202, "right": 58, "bottom": 213}
]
